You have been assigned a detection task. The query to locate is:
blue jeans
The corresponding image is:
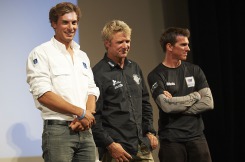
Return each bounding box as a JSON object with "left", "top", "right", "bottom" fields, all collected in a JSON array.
[
  {"left": 159, "top": 137, "right": 212, "bottom": 162},
  {"left": 42, "top": 121, "right": 96, "bottom": 162}
]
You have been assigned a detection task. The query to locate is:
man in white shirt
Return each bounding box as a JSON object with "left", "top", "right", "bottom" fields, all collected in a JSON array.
[{"left": 26, "top": 2, "right": 99, "bottom": 162}]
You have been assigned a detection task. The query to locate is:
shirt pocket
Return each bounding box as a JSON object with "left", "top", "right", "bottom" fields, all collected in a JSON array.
[
  {"left": 51, "top": 67, "right": 71, "bottom": 90},
  {"left": 128, "top": 80, "right": 142, "bottom": 98},
  {"left": 75, "top": 64, "right": 90, "bottom": 87},
  {"left": 102, "top": 80, "right": 124, "bottom": 103}
]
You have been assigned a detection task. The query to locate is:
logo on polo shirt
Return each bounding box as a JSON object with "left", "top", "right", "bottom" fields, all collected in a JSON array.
[
  {"left": 151, "top": 82, "right": 158, "bottom": 93},
  {"left": 133, "top": 74, "right": 141, "bottom": 85},
  {"left": 185, "top": 76, "right": 195, "bottom": 87},
  {"left": 166, "top": 82, "right": 175, "bottom": 86},
  {"left": 112, "top": 80, "right": 123, "bottom": 89}
]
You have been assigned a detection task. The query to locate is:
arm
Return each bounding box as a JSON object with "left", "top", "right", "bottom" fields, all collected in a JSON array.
[
  {"left": 140, "top": 69, "right": 158, "bottom": 150},
  {"left": 155, "top": 91, "right": 201, "bottom": 113},
  {"left": 92, "top": 97, "right": 116, "bottom": 148},
  {"left": 91, "top": 79, "right": 115, "bottom": 149},
  {"left": 78, "top": 95, "right": 97, "bottom": 129},
  {"left": 183, "top": 65, "right": 214, "bottom": 114},
  {"left": 27, "top": 50, "right": 87, "bottom": 117},
  {"left": 38, "top": 91, "right": 84, "bottom": 116},
  {"left": 86, "top": 95, "right": 96, "bottom": 114},
  {"left": 77, "top": 57, "right": 99, "bottom": 128},
  {"left": 147, "top": 71, "right": 200, "bottom": 114},
  {"left": 140, "top": 69, "right": 156, "bottom": 135},
  {"left": 70, "top": 57, "right": 99, "bottom": 129},
  {"left": 38, "top": 91, "right": 95, "bottom": 130},
  {"left": 184, "top": 87, "right": 214, "bottom": 114}
]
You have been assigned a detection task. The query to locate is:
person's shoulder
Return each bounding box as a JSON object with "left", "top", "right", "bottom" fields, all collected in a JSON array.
[
  {"left": 29, "top": 40, "right": 51, "bottom": 54},
  {"left": 148, "top": 63, "right": 163, "bottom": 73},
  {"left": 35, "top": 40, "right": 49, "bottom": 47},
  {"left": 147, "top": 63, "right": 163, "bottom": 80},
  {"left": 182, "top": 61, "right": 201, "bottom": 69},
  {"left": 182, "top": 61, "right": 193, "bottom": 65},
  {"left": 127, "top": 59, "right": 138, "bottom": 66},
  {"left": 182, "top": 61, "right": 205, "bottom": 75},
  {"left": 92, "top": 59, "right": 107, "bottom": 73},
  {"left": 127, "top": 59, "right": 144, "bottom": 70}
]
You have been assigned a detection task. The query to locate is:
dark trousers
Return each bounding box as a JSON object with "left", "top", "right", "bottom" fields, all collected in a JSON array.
[{"left": 159, "top": 137, "right": 212, "bottom": 162}]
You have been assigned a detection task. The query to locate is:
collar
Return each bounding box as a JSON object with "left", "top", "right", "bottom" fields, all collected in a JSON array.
[
  {"left": 103, "top": 53, "right": 131, "bottom": 69},
  {"left": 51, "top": 36, "right": 80, "bottom": 52}
]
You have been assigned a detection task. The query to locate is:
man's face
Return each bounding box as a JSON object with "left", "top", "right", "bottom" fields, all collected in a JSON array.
[
  {"left": 52, "top": 11, "right": 78, "bottom": 45},
  {"left": 171, "top": 35, "right": 190, "bottom": 61},
  {"left": 106, "top": 31, "right": 131, "bottom": 61}
]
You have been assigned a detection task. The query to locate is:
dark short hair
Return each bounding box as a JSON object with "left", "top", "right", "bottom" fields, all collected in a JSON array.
[{"left": 160, "top": 27, "right": 190, "bottom": 52}]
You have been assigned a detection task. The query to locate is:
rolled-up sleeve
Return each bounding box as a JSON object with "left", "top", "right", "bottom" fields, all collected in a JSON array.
[{"left": 26, "top": 48, "right": 52, "bottom": 99}]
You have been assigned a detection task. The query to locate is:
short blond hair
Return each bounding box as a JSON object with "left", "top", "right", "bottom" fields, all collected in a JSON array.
[{"left": 101, "top": 20, "right": 132, "bottom": 42}]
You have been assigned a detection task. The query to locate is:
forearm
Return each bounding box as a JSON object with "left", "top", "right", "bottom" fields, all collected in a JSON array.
[
  {"left": 184, "top": 87, "right": 214, "bottom": 114},
  {"left": 86, "top": 95, "right": 96, "bottom": 114},
  {"left": 142, "top": 99, "right": 155, "bottom": 134},
  {"left": 38, "top": 91, "right": 83, "bottom": 116},
  {"left": 156, "top": 91, "right": 201, "bottom": 113}
]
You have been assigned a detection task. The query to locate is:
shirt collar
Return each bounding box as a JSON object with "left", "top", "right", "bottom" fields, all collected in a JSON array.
[
  {"left": 51, "top": 36, "right": 80, "bottom": 52},
  {"left": 103, "top": 53, "right": 131, "bottom": 69}
]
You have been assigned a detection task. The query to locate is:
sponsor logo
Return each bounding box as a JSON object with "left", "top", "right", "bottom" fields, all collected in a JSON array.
[
  {"left": 133, "top": 74, "right": 141, "bottom": 85},
  {"left": 112, "top": 80, "right": 123, "bottom": 89}
]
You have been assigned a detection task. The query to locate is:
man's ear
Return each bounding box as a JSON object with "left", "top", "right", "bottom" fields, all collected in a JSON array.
[
  {"left": 104, "top": 40, "right": 110, "bottom": 48},
  {"left": 51, "top": 21, "right": 57, "bottom": 29},
  {"left": 166, "top": 43, "right": 173, "bottom": 52}
]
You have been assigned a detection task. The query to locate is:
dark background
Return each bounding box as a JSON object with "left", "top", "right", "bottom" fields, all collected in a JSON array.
[{"left": 188, "top": 0, "right": 244, "bottom": 161}]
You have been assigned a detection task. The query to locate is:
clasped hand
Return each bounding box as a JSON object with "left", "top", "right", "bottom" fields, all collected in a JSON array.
[{"left": 69, "top": 110, "right": 95, "bottom": 131}]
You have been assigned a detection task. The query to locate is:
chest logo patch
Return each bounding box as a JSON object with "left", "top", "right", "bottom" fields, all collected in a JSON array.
[
  {"left": 133, "top": 74, "right": 141, "bottom": 85},
  {"left": 112, "top": 80, "right": 123, "bottom": 89},
  {"left": 82, "top": 62, "right": 87, "bottom": 69},
  {"left": 185, "top": 76, "right": 195, "bottom": 87}
]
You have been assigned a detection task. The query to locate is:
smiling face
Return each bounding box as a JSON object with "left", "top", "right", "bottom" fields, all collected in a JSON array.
[
  {"left": 52, "top": 11, "right": 78, "bottom": 46},
  {"left": 106, "top": 31, "right": 131, "bottom": 63}
]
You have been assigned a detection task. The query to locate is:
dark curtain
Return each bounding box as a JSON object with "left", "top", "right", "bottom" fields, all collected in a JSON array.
[{"left": 188, "top": 0, "right": 244, "bottom": 161}]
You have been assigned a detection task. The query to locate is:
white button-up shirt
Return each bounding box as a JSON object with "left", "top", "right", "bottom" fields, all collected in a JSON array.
[{"left": 26, "top": 37, "right": 100, "bottom": 121}]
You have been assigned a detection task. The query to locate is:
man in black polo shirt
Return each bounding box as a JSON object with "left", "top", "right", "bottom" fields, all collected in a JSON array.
[{"left": 92, "top": 20, "right": 158, "bottom": 162}]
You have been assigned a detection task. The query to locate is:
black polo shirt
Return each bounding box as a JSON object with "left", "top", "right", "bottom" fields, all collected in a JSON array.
[{"left": 92, "top": 54, "right": 156, "bottom": 156}]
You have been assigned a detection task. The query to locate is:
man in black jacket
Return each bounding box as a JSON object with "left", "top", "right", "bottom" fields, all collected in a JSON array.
[{"left": 92, "top": 19, "right": 158, "bottom": 162}]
